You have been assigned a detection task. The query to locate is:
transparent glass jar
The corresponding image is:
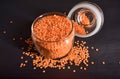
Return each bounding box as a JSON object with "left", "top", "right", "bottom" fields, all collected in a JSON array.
[
  {"left": 31, "top": 12, "right": 75, "bottom": 59},
  {"left": 68, "top": 1, "right": 104, "bottom": 38}
]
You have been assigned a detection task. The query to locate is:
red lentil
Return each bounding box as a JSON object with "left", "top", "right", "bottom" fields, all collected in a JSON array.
[
  {"left": 72, "top": 69, "right": 76, "bottom": 72},
  {"left": 12, "top": 37, "right": 15, "bottom": 41},
  {"left": 25, "top": 60, "right": 28, "bottom": 63},
  {"left": 80, "top": 67, "right": 83, "bottom": 70},
  {"left": 3, "top": 30, "right": 6, "bottom": 34},
  {"left": 96, "top": 48, "right": 99, "bottom": 52},
  {"left": 19, "top": 37, "right": 23, "bottom": 40},
  {"left": 91, "top": 46, "right": 94, "bottom": 50},
  {"left": 20, "top": 56, "right": 24, "bottom": 59},
  {"left": 42, "top": 70, "right": 46, "bottom": 73},
  {"left": 102, "top": 61, "right": 105, "bottom": 65},
  {"left": 33, "top": 67, "right": 36, "bottom": 70},
  {"left": 10, "top": 20, "right": 13, "bottom": 24},
  {"left": 91, "top": 61, "right": 95, "bottom": 65},
  {"left": 84, "top": 67, "right": 87, "bottom": 70},
  {"left": 67, "top": 66, "right": 70, "bottom": 69},
  {"left": 21, "top": 47, "right": 24, "bottom": 50}
]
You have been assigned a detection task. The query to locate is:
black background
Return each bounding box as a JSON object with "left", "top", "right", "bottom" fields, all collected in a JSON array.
[{"left": 0, "top": 0, "right": 120, "bottom": 79}]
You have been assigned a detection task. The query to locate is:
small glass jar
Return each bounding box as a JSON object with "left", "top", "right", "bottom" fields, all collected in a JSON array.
[
  {"left": 68, "top": 1, "right": 104, "bottom": 38},
  {"left": 31, "top": 12, "right": 75, "bottom": 59}
]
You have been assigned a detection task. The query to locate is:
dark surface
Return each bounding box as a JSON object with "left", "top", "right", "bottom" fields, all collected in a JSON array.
[{"left": 0, "top": 0, "right": 120, "bottom": 79}]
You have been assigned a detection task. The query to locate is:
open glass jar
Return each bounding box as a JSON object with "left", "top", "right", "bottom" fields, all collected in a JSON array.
[
  {"left": 31, "top": 1, "right": 104, "bottom": 59},
  {"left": 68, "top": 1, "right": 104, "bottom": 37},
  {"left": 31, "top": 12, "right": 75, "bottom": 59}
]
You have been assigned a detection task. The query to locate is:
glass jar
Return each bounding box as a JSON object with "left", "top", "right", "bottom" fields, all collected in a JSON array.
[
  {"left": 68, "top": 1, "right": 104, "bottom": 38},
  {"left": 31, "top": 12, "right": 75, "bottom": 59}
]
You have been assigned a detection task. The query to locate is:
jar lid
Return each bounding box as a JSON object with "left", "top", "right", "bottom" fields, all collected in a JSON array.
[{"left": 68, "top": 1, "right": 104, "bottom": 38}]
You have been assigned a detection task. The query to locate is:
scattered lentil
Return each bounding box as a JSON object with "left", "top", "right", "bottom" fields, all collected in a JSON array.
[
  {"left": 25, "top": 60, "right": 28, "bottom": 63},
  {"left": 12, "top": 37, "right": 15, "bottom": 41},
  {"left": 84, "top": 67, "right": 87, "bottom": 70},
  {"left": 96, "top": 48, "right": 99, "bottom": 52},
  {"left": 10, "top": 20, "right": 13, "bottom": 24},
  {"left": 91, "top": 61, "right": 95, "bottom": 65},
  {"left": 20, "top": 56, "right": 24, "bottom": 59},
  {"left": 91, "top": 46, "right": 94, "bottom": 50},
  {"left": 62, "top": 67, "right": 65, "bottom": 69},
  {"left": 80, "top": 67, "right": 83, "bottom": 70},
  {"left": 33, "top": 67, "right": 36, "bottom": 70},
  {"left": 19, "top": 37, "right": 23, "bottom": 40},
  {"left": 86, "top": 31, "right": 89, "bottom": 34},
  {"left": 102, "top": 61, "right": 105, "bottom": 65},
  {"left": 73, "top": 69, "right": 76, "bottom": 72},
  {"left": 42, "top": 70, "right": 46, "bottom": 73},
  {"left": 67, "top": 66, "right": 70, "bottom": 69},
  {"left": 3, "top": 30, "right": 6, "bottom": 34},
  {"left": 21, "top": 47, "right": 24, "bottom": 50}
]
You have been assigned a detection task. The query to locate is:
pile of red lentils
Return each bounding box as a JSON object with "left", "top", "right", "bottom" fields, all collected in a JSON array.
[{"left": 20, "top": 38, "right": 90, "bottom": 71}]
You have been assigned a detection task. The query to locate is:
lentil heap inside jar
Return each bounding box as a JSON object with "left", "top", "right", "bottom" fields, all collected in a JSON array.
[{"left": 32, "top": 13, "right": 75, "bottom": 59}]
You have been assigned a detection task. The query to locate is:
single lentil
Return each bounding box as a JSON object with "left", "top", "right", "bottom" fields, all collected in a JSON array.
[
  {"left": 33, "top": 67, "right": 36, "bottom": 70},
  {"left": 25, "top": 60, "right": 28, "bottom": 63},
  {"left": 84, "top": 67, "right": 87, "bottom": 70},
  {"left": 67, "top": 66, "right": 70, "bottom": 69},
  {"left": 80, "top": 67, "right": 83, "bottom": 70},
  {"left": 119, "top": 61, "right": 120, "bottom": 64},
  {"left": 20, "top": 56, "right": 24, "bottom": 59},
  {"left": 10, "top": 20, "right": 13, "bottom": 24},
  {"left": 73, "top": 69, "right": 76, "bottom": 73},
  {"left": 102, "top": 61, "right": 105, "bottom": 65},
  {"left": 91, "top": 61, "right": 95, "bottom": 65},
  {"left": 42, "top": 70, "right": 46, "bottom": 73},
  {"left": 91, "top": 46, "right": 94, "bottom": 50},
  {"left": 96, "top": 48, "right": 99, "bottom": 52},
  {"left": 19, "top": 37, "right": 23, "bottom": 40},
  {"left": 12, "top": 37, "right": 15, "bottom": 41},
  {"left": 3, "top": 30, "right": 6, "bottom": 34},
  {"left": 21, "top": 47, "right": 24, "bottom": 50}
]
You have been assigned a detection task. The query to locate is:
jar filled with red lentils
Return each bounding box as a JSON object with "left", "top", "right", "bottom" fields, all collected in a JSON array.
[{"left": 31, "top": 12, "right": 75, "bottom": 59}]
